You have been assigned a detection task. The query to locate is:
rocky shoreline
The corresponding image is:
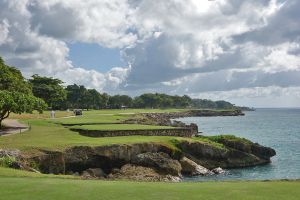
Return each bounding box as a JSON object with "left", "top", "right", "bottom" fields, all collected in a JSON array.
[
  {"left": 124, "top": 109, "right": 244, "bottom": 127},
  {"left": 0, "top": 135, "right": 276, "bottom": 182}
]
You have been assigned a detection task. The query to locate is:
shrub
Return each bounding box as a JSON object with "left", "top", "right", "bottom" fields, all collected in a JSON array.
[
  {"left": 0, "top": 156, "right": 16, "bottom": 167},
  {"left": 208, "top": 135, "right": 252, "bottom": 145}
]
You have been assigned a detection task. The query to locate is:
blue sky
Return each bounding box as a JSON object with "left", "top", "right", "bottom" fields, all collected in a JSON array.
[
  {"left": 1, "top": 0, "right": 300, "bottom": 107},
  {"left": 68, "top": 43, "right": 125, "bottom": 72}
]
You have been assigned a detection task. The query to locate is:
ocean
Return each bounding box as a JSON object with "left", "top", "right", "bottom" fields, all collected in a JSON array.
[{"left": 177, "top": 108, "right": 300, "bottom": 181}]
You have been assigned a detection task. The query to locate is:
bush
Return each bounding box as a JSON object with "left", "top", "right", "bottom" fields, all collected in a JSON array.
[
  {"left": 207, "top": 135, "right": 252, "bottom": 145},
  {"left": 0, "top": 156, "right": 16, "bottom": 167}
]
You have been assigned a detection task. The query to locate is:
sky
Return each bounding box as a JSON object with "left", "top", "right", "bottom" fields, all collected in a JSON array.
[{"left": 0, "top": 0, "right": 300, "bottom": 107}]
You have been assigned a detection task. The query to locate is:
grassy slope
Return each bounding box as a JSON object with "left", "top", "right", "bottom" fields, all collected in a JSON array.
[
  {"left": 0, "top": 167, "right": 75, "bottom": 179},
  {"left": 0, "top": 167, "right": 299, "bottom": 200},
  {"left": 0, "top": 176, "right": 299, "bottom": 200},
  {"left": 1, "top": 109, "right": 187, "bottom": 150}
]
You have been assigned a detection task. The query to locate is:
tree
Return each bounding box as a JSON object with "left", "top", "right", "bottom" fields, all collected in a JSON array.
[
  {"left": 82, "top": 89, "right": 103, "bottom": 110},
  {"left": 0, "top": 58, "right": 32, "bottom": 95},
  {"left": 191, "top": 99, "right": 217, "bottom": 109},
  {"left": 65, "top": 84, "right": 90, "bottom": 109},
  {"left": 119, "top": 95, "right": 133, "bottom": 107},
  {"left": 132, "top": 96, "right": 145, "bottom": 108},
  {"left": 85, "top": 89, "right": 98, "bottom": 109},
  {"left": 132, "top": 93, "right": 192, "bottom": 109},
  {"left": 107, "top": 95, "right": 133, "bottom": 109},
  {"left": 158, "top": 94, "right": 173, "bottom": 108},
  {"left": 99, "top": 93, "right": 110, "bottom": 108},
  {"left": 65, "top": 84, "right": 81, "bottom": 109},
  {"left": 0, "top": 57, "right": 47, "bottom": 128},
  {"left": 181, "top": 95, "right": 192, "bottom": 107},
  {"left": 0, "top": 91, "right": 46, "bottom": 128},
  {"left": 134, "top": 93, "right": 162, "bottom": 108},
  {"left": 29, "top": 75, "right": 67, "bottom": 110},
  {"left": 65, "top": 85, "right": 108, "bottom": 110},
  {"left": 215, "top": 100, "right": 234, "bottom": 109},
  {"left": 190, "top": 99, "right": 236, "bottom": 109}
]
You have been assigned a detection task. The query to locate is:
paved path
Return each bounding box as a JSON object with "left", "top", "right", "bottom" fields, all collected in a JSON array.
[{"left": 0, "top": 119, "right": 29, "bottom": 136}]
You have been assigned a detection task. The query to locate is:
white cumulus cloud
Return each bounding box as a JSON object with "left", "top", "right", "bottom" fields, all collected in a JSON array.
[{"left": 0, "top": 0, "right": 300, "bottom": 107}]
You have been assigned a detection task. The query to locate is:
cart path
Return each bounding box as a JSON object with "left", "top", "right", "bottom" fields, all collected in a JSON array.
[{"left": 0, "top": 119, "right": 29, "bottom": 136}]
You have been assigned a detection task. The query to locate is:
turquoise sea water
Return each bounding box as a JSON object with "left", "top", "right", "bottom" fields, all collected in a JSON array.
[{"left": 178, "top": 108, "right": 300, "bottom": 181}]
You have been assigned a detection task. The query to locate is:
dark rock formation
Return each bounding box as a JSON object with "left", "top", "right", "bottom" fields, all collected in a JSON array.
[
  {"left": 108, "top": 164, "right": 181, "bottom": 182},
  {"left": 81, "top": 168, "right": 106, "bottom": 178},
  {"left": 207, "top": 135, "right": 276, "bottom": 160},
  {"left": 179, "top": 156, "right": 212, "bottom": 176},
  {"left": 37, "top": 143, "right": 178, "bottom": 175},
  {"left": 176, "top": 139, "right": 275, "bottom": 169},
  {"left": 188, "top": 109, "right": 245, "bottom": 117},
  {"left": 132, "top": 152, "right": 182, "bottom": 176},
  {"left": 26, "top": 150, "right": 65, "bottom": 174},
  {"left": 251, "top": 143, "right": 276, "bottom": 160}
]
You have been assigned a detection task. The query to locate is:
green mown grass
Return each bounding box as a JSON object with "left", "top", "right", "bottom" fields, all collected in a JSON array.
[
  {"left": 1, "top": 109, "right": 187, "bottom": 151},
  {"left": 81, "top": 108, "right": 187, "bottom": 115},
  {"left": 9, "top": 109, "right": 185, "bottom": 120},
  {"left": 0, "top": 167, "right": 299, "bottom": 200},
  {"left": 0, "top": 119, "right": 180, "bottom": 151},
  {"left": 50, "top": 114, "right": 130, "bottom": 125},
  {"left": 184, "top": 137, "right": 227, "bottom": 150},
  {"left": 0, "top": 167, "right": 75, "bottom": 179},
  {"left": 0, "top": 175, "right": 299, "bottom": 200},
  {"left": 49, "top": 108, "right": 186, "bottom": 125},
  {"left": 71, "top": 124, "right": 177, "bottom": 131},
  {"left": 0, "top": 118, "right": 216, "bottom": 152}
]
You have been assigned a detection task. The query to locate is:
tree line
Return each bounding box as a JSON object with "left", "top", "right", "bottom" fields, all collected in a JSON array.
[
  {"left": 28, "top": 74, "right": 237, "bottom": 110},
  {"left": 28, "top": 74, "right": 191, "bottom": 110}
]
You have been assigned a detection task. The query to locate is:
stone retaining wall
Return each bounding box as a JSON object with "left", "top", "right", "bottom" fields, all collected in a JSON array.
[{"left": 71, "top": 128, "right": 195, "bottom": 138}]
